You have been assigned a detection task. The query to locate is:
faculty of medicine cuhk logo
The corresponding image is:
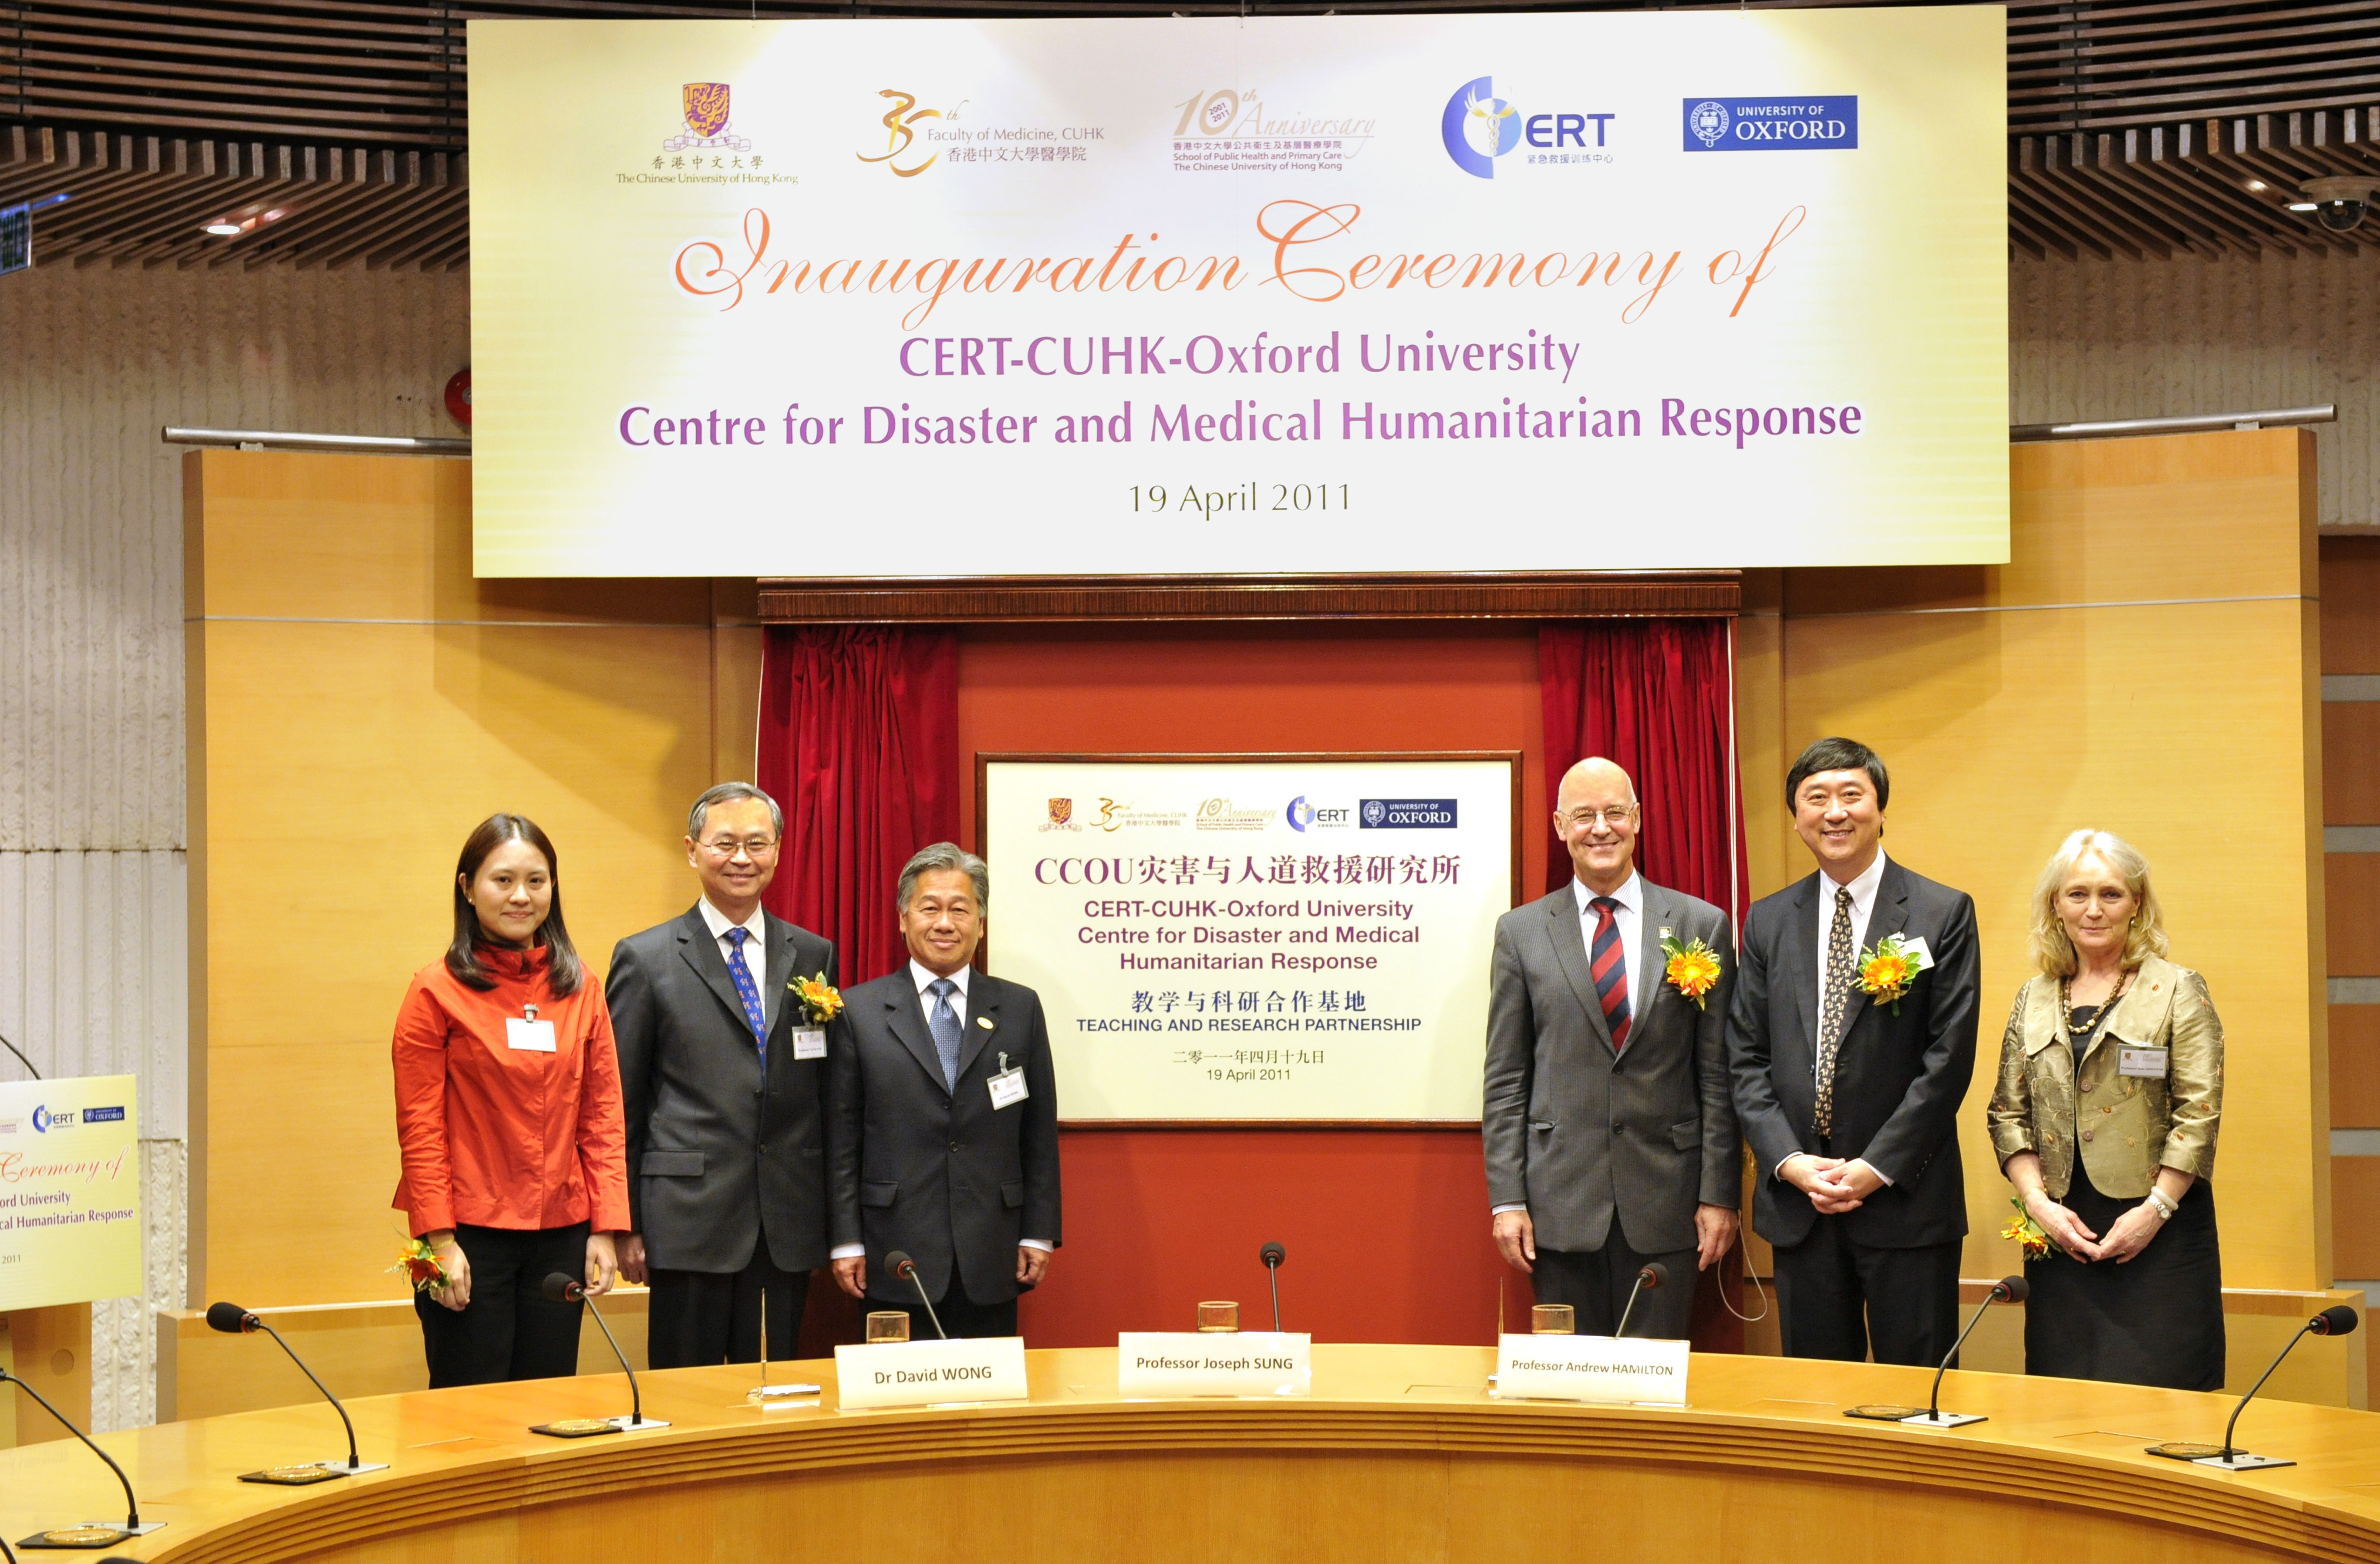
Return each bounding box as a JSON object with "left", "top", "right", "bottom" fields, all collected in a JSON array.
[
  {"left": 1442, "top": 76, "right": 1521, "bottom": 178},
  {"left": 667, "top": 82, "right": 752, "bottom": 153},
  {"left": 1688, "top": 100, "right": 1730, "bottom": 147}
]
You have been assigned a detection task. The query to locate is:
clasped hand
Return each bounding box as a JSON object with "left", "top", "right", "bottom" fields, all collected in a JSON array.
[{"left": 1782, "top": 1154, "right": 1883, "bottom": 1214}]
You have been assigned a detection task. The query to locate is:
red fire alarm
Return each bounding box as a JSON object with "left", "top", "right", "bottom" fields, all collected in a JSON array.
[{"left": 444, "top": 368, "right": 472, "bottom": 429}]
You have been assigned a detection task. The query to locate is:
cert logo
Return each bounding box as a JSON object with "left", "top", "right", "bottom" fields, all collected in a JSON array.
[
  {"left": 1286, "top": 796, "right": 1315, "bottom": 832},
  {"left": 31, "top": 1104, "right": 76, "bottom": 1132},
  {"left": 1441, "top": 77, "right": 1520, "bottom": 177}
]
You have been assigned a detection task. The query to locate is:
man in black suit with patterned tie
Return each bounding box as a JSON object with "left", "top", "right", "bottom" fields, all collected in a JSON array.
[
  {"left": 828, "top": 842, "right": 1060, "bottom": 1339},
  {"left": 1727, "top": 738, "right": 1981, "bottom": 1366},
  {"left": 608, "top": 782, "right": 839, "bottom": 1370}
]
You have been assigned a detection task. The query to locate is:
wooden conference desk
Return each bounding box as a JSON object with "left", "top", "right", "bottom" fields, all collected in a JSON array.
[{"left": 5, "top": 1346, "right": 2378, "bottom": 1564}]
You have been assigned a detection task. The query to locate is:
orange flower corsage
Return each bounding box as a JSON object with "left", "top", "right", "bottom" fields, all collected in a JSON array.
[
  {"left": 1658, "top": 929, "right": 1724, "bottom": 1011},
  {"left": 2003, "top": 1197, "right": 2050, "bottom": 1260},
  {"left": 392, "top": 1236, "right": 450, "bottom": 1293},
  {"left": 1857, "top": 934, "right": 1924, "bottom": 1014},
  {"left": 788, "top": 972, "right": 845, "bottom": 1025}
]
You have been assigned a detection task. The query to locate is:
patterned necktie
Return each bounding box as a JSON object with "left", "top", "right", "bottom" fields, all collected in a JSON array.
[
  {"left": 724, "top": 926, "right": 766, "bottom": 1044},
  {"left": 1589, "top": 896, "right": 1632, "bottom": 1051},
  {"left": 927, "top": 978, "right": 963, "bottom": 1090},
  {"left": 1814, "top": 885, "right": 1855, "bottom": 1136}
]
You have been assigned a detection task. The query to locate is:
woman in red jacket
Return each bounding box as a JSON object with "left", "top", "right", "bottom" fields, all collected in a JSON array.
[{"left": 393, "top": 813, "right": 630, "bottom": 1387}]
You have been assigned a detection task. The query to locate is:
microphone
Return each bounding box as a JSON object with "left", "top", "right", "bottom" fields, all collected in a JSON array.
[
  {"left": 884, "top": 1250, "right": 946, "bottom": 1340},
  {"left": 2151, "top": 1304, "right": 2360, "bottom": 1470},
  {"left": 206, "top": 1302, "right": 383, "bottom": 1477},
  {"left": 1259, "top": 1242, "right": 1286, "bottom": 1333},
  {"left": 0, "top": 1029, "right": 38, "bottom": 1078},
  {"left": 1900, "top": 1275, "right": 2026, "bottom": 1428},
  {"left": 0, "top": 1365, "right": 154, "bottom": 1544},
  {"left": 531, "top": 1272, "right": 666, "bottom": 1435},
  {"left": 1613, "top": 1262, "right": 1668, "bottom": 1338}
]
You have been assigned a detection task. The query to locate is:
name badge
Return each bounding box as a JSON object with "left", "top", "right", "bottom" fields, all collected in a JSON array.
[
  {"left": 505, "top": 1018, "right": 557, "bottom": 1053},
  {"left": 1117, "top": 1332, "right": 1312, "bottom": 1398},
  {"left": 834, "top": 1336, "right": 1029, "bottom": 1410},
  {"left": 1495, "top": 1333, "right": 1690, "bottom": 1405},
  {"left": 1898, "top": 935, "right": 1935, "bottom": 971},
  {"left": 988, "top": 1053, "right": 1028, "bottom": 1110},
  {"left": 2119, "top": 1047, "right": 2169, "bottom": 1078},
  {"left": 790, "top": 1028, "right": 827, "bottom": 1061}
]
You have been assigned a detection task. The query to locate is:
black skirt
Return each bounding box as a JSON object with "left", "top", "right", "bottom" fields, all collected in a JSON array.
[{"left": 2024, "top": 1161, "right": 2224, "bottom": 1391}]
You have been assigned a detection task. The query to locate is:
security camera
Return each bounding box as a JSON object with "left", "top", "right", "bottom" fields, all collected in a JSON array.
[{"left": 2291, "top": 176, "right": 2380, "bottom": 232}]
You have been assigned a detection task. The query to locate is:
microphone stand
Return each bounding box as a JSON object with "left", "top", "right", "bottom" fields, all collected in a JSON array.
[
  {"left": 240, "top": 1314, "right": 387, "bottom": 1475},
  {"left": 2147, "top": 1307, "right": 2358, "bottom": 1471},
  {"left": 1899, "top": 1278, "right": 2023, "bottom": 1428},
  {"left": 894, "top": 1256, "right": 948, "bottom": 1340},
  {"left": 0, "top": 1031, "right": 39, "bottom": 1078},
  {"left": 0, "top": 1366, "right": 161, "bottom": 1541},
  {"left": 1260, "top": 1243, "right": 1286, "bottom": 1333},
  {"left": 528, "top": 1274, "right": 668, "bottom": 1435},
  {"left": 1613, "top": 1263, "right": 1666, "bottom": 1339}
]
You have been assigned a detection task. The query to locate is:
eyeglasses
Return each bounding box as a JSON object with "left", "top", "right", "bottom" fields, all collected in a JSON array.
[
  {"left": 1559, "top": 805, "right": 1637, "bottom": 831},
  {"left": 700, "top": 835, "right": 780, "bottom": 860}
]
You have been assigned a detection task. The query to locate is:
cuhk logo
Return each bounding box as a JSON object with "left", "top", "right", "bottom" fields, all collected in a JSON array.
[
  {"left": 1048, "top": 798, "right": 1073, "bottom": 826},
  {"left": 1442, "top": 77, "right": 1520, "bottom": 178}
]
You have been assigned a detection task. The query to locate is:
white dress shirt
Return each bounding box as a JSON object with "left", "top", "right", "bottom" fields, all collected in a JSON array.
[
  {"left": 831, "top": 961, "right": 1050, "bottom": 1260},
  {"left": 1797, "top": 847, "right": 1893, "bottom": 1182},
  {"left": 697, "top": 898, "right": 770, "bottom": 992},
  {"left": 1490, "top": 874, "right": 1644, "bottom": 1218}
]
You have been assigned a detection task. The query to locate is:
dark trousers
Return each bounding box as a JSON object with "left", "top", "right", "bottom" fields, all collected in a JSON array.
[
  {"left": 1773, "top": 1215, "right": 1962, "bottom": 1367},
  {"left": 647, "top": 1249, "right": 813, "bottom": 1370},
  {"left": 414, "top": 1222, "right": 588, "bottom": 1389},
  {"left": 889, "top": 1255, "right": 1019, "bottom": 1340},
  {"left": 1533, "top": 1234, "right": 1700, "bottom": 1339}
]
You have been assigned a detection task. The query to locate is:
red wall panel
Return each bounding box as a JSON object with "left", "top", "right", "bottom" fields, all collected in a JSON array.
[{"left": 956, "top": 624, "right": 1548, "bottom": 1346}]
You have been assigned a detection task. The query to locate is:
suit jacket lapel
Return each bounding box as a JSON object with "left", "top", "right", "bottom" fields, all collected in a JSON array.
[
  {"left": 675, "top": 906, "right": 760, "bottom": 1039},
  {"left": 1838, "top": 860, "right": 1911, "bottom": 1043},
  {"left": 883, "top": 979, "right": 950, "bottom": 1096},
  {"left": 956, "top": 973, "right": 999, "bottom": 1082},
  {"left": 1784, "top": 875, "right": 1821, "bottom": 1061},
  {"left": 1634, "top": 882, "right": 1676, "bottom": 1035},
  {"left": 1548, "top": 890, "right": 1616, "bottom": 1056},
  {"left": 762, "top": 915, "right": 801, "bottom": 1033}
]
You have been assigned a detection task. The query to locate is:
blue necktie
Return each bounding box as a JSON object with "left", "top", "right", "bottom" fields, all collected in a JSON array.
[
  {"left": 927, "top": 978, "right": 963, "bottom": 1090},
  {"left": 724, "top": 927, "right": 767, "bottom": 1046}
]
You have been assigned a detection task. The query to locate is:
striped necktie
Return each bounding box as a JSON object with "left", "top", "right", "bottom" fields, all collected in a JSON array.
[{"left": 1589, "top": 896, "right": 1632, "bottom": 1051}]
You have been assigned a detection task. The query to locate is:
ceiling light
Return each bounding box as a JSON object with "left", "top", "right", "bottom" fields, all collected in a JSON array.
[
  {"left": 197, "top": 201, "right": 296, "bottom": 239},
  {"left": 2287, "top": 201, "right": 2319, "bottom": 212},
  {"left": 2245, "top": 179, "right": 2267, "bottom": 192}
]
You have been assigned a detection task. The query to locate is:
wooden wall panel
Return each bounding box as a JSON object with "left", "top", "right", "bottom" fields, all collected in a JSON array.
[
  {"left": 2325, "top": 703, "right": 2380, "bottom": 824},
  {"left": 2330, "top": 855, "right": 2380, "bottom": 978},
  {"left": 2334, "top": 1006, "right": 2380, "bottom": 1129},
  {"left": 2335, "top": 1159, "right": 2380, "bottom": 1279},
  {"left": 1779, "top": 429, "right": 2325, "bottom": 1293},
  {"left": 2320, "top": 538, "right": 2380, "bottom": 673},
  {"left": 186, "top": 451, "right": 740, "bottom": 1310}
]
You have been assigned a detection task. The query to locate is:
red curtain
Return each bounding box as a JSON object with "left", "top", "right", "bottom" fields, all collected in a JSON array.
[
  {"left": 1538, "top": 618, "right": 1752, "bottom": 1350},
  {"left": 757, "top": 625, "right": 959, "bottom": 1356},
  {"left": 757, "top": 625, "right": 961, "bottom": 987}
]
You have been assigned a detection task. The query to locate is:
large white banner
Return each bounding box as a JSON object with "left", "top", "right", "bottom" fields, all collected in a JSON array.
[
  {"left": 981, "top": 758, "right": 1512, "bottom": 1121},
  {"left": 468, "top": 8, "right": 2008, "bottom": 576}
]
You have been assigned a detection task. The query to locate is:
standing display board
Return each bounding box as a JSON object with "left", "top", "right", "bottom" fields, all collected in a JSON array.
[
  {"left": 468, "top": 7, "right": 2008, "bottom": 576},
  {"left": 0, "top": 1076, "right": 141, "bottom": 1310},
  {"left": 980, "top": 756, "right": 1515, "bottom": 1123}
]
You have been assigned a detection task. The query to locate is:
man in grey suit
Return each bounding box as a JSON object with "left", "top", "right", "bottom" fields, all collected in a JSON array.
[
  {"left": 608, "top": 781, "right": 839, "bottom": 1370},
  {"left": 1482, "top": 757, "right": 1740, "bottom": 1338},
  {"left": 829, "top": 842, "right": 1059, "bottom": 1339}
]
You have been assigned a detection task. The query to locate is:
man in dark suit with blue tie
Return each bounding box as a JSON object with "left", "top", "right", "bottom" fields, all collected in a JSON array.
[
  {"left": 828, "top": 842, "right": 1060, "bottom": 1339},
  {"left": 608, "top": 783, "right": 839, "bottom": 1370},
  {"left": 1727, "top": 738, "right": 1981, "bottom": 1366}
]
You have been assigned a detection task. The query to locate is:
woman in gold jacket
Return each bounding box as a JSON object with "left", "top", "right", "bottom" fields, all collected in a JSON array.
[{"left": 1987, "top": 828, "right": 2224, "bottom": 1390}]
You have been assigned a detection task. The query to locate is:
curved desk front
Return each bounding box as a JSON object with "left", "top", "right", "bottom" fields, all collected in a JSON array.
[{"left": 6, "top": 1346, "right": 2378, "bottom": 1564}]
